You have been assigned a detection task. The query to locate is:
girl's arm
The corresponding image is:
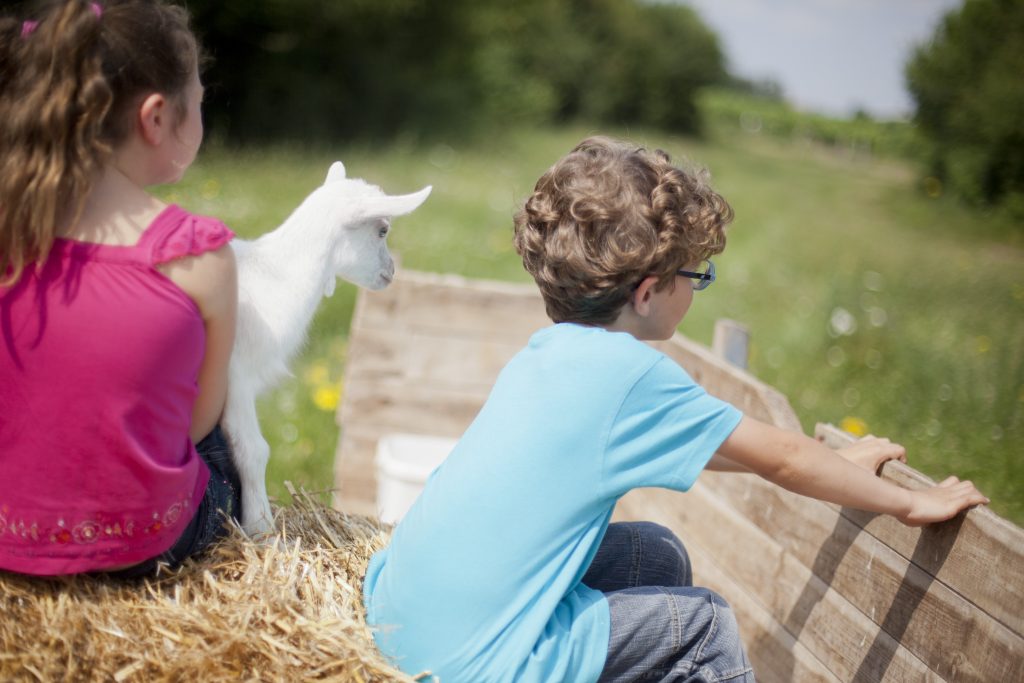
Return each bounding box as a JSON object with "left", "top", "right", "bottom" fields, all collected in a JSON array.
[
  {"left": 716, "top": 416, "right": 989, "bottom": 526},
  {"left": 160, "top": 244, "right": 238, "bottom": 443}
]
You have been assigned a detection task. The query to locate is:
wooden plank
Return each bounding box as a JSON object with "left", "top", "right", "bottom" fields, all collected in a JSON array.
[
  {"left": 338, "top": 381, "right": 488, "bottom": 440},
  {"left": 712, "top": 318, "right": 750, "bottom": 369},
  {"left": 334, "top": 428, "right": 380, "bottom": 511},
  {"left": 334, "top": 377, "right": 483, "bottom": 516},
  {"left": 353, "top": 273, "right": 800, "bottom": 433},
  {"left": 355, "top": 270, "right": 550, "bottom": 341},
  {"left": 650, "top": 334, "right": 804, "bottom": 432},
  {"left": 816, "top": 424, "right": 1024, "bottom": 636},
  {"left": 616, "top": 485, "right": 944, "bottom": 682},
  {"left": 684, "top": 536, "right": 841, "bottom": 682},
  {"left": 345, "top": 326, "right": 525, "bottom": 391},
  {"left": 612, "top": 496, "right": 840, "bottom": 682},
  {"left": 347, "top": 271, "right": 803, "bottom": 435},
  {"left": 700, "top": 471, "right": 1024, "bottom": 682}
]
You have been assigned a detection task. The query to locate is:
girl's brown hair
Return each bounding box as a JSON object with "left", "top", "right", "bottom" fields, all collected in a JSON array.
[
  {"left": 0, "top": 0, "right": 198, "bottom": 286},
  {"left": 513, "top": 136, "right": 734, "bottom": 325}
]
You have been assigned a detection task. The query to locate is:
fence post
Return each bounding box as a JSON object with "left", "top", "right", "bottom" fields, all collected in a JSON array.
[{"left": 712, "top": 318, "right": 750, "bottom": 369}]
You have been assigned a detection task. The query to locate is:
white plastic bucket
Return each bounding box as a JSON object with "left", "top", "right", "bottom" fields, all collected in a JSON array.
[{"left": 375, "top": 433, "right": 457, "bottom": 524}]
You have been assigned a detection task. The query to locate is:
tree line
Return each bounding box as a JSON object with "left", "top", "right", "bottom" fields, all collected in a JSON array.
[
  {"left": 187, "top": 0, "right": 1020, "bottom": 221},
  {"left": 188, "top": 0, "right": 727, "bottom": 144},
  {"left": 10, "top": 0, "right": 1017, "bottom": 220}
]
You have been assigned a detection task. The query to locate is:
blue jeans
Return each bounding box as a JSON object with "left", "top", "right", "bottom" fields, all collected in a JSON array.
[{"left": 583, "top": 522, "right": 755, "bottom": 683}]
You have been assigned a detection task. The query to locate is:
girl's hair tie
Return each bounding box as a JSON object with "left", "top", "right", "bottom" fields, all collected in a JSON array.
[{"left": 21, "top": 2, "right": 103, "bottom": 38}]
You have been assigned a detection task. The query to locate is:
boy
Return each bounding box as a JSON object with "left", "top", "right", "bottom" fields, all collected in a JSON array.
[{"left": 362, "top": 137, "right": 988, "bottom": 682}]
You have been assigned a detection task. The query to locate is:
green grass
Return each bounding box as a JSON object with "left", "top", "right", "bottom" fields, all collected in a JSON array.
[{"left": 159, "top": 125, "right": 1024, "bottom": 524}]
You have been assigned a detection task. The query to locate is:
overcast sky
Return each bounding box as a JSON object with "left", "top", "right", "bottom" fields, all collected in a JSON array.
[{"left": 677, "top": 0, "right": 963, "bottom": 119}]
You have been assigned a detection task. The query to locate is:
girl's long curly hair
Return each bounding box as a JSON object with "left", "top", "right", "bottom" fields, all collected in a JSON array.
[
  {"left": 513, "top": 136, "right": 734, "bottom": 325},
  {"left": 0, "top": 0, "right": 198, "bottom": 286}
]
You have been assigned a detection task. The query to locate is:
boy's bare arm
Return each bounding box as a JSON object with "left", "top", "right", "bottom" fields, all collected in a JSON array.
[
  {"left": 716, "top": 417, "right": 990, "bottom": 526},
  {"left": 704, "top": 452, "right": 752, "bottom": 472},
  {"left": 708, "top": 434, "right": 906, "bottom": 474}
]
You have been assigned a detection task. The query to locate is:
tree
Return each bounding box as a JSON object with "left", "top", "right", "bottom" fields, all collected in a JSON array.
[
  {"left": 906, "top": 0, "right": 1024, "bottom": 219},
  {"left": 185, "top": 0, "right": 727, "bottom": 144}
]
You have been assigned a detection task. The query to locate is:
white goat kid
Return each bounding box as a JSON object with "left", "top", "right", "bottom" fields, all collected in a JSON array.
[{"left": 225, "top": 161, "right": 431, "bottom": 535}]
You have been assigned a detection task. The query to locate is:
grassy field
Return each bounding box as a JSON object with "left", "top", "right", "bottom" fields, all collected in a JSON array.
[{"left": 159, "top": 125, "right": 1024, "bottom": 525}]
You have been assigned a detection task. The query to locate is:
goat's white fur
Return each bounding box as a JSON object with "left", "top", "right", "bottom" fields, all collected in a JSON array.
[{"left": 225, "top": 162, "right": 431, "bottom": 535}]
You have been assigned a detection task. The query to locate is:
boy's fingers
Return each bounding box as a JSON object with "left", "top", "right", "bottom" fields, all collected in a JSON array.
[
  {"left": 938, "top": 475, "right": 960, "bottom": 488},
  {"left": 879, "top": 444, "right": 905, "bottom": 464},
  {"left": 942, "top": 480, "right": 990, "bottom": 512},
  {"left": 957, "top": 480, "right": 990, "bottom": 506}
]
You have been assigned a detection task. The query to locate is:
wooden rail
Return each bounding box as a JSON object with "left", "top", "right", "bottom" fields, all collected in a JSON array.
[{"left": 334, "top": 269, "right": 1024, "bottom": 682}]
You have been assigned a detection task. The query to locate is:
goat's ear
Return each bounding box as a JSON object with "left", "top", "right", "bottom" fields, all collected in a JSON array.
[
  {"left": 325, "top": 161, "right": 347, "bottom": 184},
  {"left": 364, "top": 186, "right": 433, "bottom": 219}
]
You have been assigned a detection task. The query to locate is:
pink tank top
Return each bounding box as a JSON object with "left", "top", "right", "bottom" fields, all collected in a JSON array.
[{"left": 0, "top": 206, "right": 234, "bottom": 575}]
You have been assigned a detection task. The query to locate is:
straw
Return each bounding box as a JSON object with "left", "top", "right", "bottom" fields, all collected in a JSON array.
[{"left": 0, "top": 485, "right": 421, "bottom": 682}]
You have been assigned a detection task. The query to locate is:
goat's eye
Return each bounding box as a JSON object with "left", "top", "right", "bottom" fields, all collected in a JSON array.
[{"left": 378, "top": 226, "right": 389, "bottom": 238}]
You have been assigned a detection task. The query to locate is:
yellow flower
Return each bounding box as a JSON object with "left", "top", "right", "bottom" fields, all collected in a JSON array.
[
  {"left": 312, "top": 385, "right": 341, "bottom": 412},
  {"left": 840, "top": 416, "right": 869, "bottom": 437}
]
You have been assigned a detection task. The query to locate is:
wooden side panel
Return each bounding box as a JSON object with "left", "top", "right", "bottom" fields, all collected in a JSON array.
[
  {"left": 698, "top": 470, "right": 1024, "bottom": 682},
  {"left": 335, "top": 271, "right": 550, "bottom": 514},
  {"left": 337, "top": 270, "right": 809, "bottom": 516},
  {"left": 815, "top": 424, "right": 1024, "bottom": 639},
  {"left": 672, "top": 524, "right": 842, "bottom": 683},
  {"left": 354, "top": 271, "right": 550, "bottom": 341},
  {"left": 650, "top": 335, "right": 803, "bottom": 432},
  {"left": 333, "top": 428, "right": 386, "bottom": 517},
  {"left": 333, "top": 270, "right": 1024, "bottom": 683},
  {"left": 616, "top": 485, "right": 946, "bottom": 682}
]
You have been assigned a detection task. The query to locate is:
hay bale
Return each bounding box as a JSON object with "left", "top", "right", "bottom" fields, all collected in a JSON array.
[{"left": 0, "top": 485, "right": 415, "bottom": 682}]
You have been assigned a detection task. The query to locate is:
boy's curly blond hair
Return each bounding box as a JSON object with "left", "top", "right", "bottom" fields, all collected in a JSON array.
[{"left": 513, "top": 136, "right": 733, "bottom": 325}]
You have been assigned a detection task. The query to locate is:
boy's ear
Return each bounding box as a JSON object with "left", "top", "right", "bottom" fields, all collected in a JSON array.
[
  {"left": 631, "top": 276, "right": 659, "bottom": 317},
  {"left": 138, "top": 93, "right": 169, "bottom": 146}
]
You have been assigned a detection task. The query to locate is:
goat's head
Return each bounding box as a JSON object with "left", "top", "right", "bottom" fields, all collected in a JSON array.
[{"left": 314, "top": 161, "right": 431, "bottom": 294}]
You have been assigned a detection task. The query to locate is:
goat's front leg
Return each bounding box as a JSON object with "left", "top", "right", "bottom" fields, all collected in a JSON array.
[{"left": 222, "top": 391, "right": 275, "bottom": 536}]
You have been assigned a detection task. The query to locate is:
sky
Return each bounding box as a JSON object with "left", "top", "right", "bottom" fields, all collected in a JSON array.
[{"left": 677, "top": 0, "right": 963, "bottom": 119}]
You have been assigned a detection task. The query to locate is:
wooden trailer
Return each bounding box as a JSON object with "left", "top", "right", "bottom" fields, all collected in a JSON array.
[{"left": 335, "top": 269, "right": 1024, "bottom": 682}]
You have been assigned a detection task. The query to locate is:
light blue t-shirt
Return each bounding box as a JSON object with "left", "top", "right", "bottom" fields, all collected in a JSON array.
[{"left": 363, "top": 323, "right": 743, "bottom": 683}]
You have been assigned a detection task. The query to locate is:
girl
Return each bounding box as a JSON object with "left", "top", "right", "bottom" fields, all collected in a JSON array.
[{"left": 0, "top": 0, "right": 242, "bottom": 577}]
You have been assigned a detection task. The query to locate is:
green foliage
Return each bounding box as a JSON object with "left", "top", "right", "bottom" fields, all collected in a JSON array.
[
  {"left": 906, "top": 0, "right": 1024, "bottom": 223},
  {"left": 161, "top": 126, "right": 1023, "bottom": 524},
  {"left": 186, "top": 0, "right": 727, "bottom": 143},
  {"left": 699, "top": 87, "right": 925, "bottom": 160}
]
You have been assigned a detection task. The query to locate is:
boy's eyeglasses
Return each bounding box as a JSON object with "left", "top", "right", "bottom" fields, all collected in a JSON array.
[{"left": 677, "top": 259, "right": 715, "bottom": 291}]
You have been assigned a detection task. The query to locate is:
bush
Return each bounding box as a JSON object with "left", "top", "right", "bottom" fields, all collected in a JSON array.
[{"left": 906, "top": 0, "right": 1024, "bottom": 223}]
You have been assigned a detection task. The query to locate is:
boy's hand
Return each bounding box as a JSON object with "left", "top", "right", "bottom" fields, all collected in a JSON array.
[
  {"left": 899, "top": 476, "right": 990, "bottom": 527},
  {"left": 836, "top": 435, "right": 907, "bottom": 474}
]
